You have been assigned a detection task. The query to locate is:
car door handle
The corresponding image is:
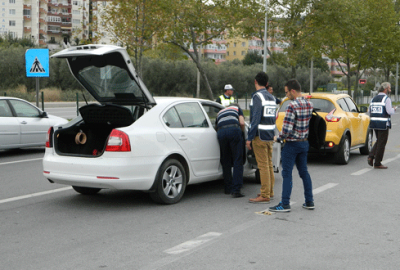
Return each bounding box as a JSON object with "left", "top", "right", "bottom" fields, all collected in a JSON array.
[
  {"left": 20, "top": 121, "right": 27, "bottom": 124},
  {"left": 179, "top": 135, "right": 187, "bottom": 141}
]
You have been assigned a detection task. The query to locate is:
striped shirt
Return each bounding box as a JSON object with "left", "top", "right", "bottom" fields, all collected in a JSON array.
[
  {"left": 280, "top": 97, "right": 313, "bottom": 141},
  {"left": 216, "top": 106, "right": 243, "bottom": 129}
]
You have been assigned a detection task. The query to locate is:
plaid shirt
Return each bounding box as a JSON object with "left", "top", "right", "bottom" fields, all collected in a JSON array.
[{"left": 280, "top": 97, "right": 313, "bottom": 141}]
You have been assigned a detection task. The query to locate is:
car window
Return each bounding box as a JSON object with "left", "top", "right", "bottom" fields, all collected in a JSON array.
[
  {"left": 0, "top": 100, "right": 13, "bottom": 117},
  {"left": 279, "top": 98, "right": 335, "bottom": 113},
  {"left": 9, "top": 100, "right": 41, "bottom": 117},
  {"left": 336, "top": 98, "right": 350, "bottom": 112},
  {"left": 163, "top": 107, "right": 183, "bottom": 128},
  {"left": 175, "top": 102, "right": 208, "bottom": 128},
  {"left": 201, "top": 104, "right": 222, "bottom": 127},
  {"left": 344, "top": 97, "right": 358, "bottom": 113},
  {"left": 309, "top": 99, "right": 335, "bottom": 112}
]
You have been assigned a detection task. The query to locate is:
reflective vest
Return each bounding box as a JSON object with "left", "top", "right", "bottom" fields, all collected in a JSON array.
[
  {"left": 219, "top": 95, "right": 235, "bottom": 107},
  {"left": 250, "top": 90, "right": 276, "bottom": 141},
  {"left": 369, "top": 94, "right": 391, "bottom": 130}
]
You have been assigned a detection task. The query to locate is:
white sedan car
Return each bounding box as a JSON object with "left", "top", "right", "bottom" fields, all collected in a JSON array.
[
  {"left": 43, "top": 44, "right": 256, "bottom": 204},
  {"left": 0, "top": 97, "right": 67, "bottom": 150}
]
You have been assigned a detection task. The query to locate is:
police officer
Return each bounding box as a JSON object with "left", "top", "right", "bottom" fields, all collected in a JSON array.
[
  {"left": 216, "top": 103, "right": 245, "bottom": 198},
  {"left": 368, "top": 82, "right": 397, "bottom": 169},
  {"left": 246, "top": 72, "right": 276, "bottom": 203},
  {"left": 216, "top": 84, "right": 235, "bottom": 106}
]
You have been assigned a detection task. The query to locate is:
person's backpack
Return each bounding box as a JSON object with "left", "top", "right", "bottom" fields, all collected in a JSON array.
[{"left": 308, "top": 109, "right": 326, "bottom": 151}]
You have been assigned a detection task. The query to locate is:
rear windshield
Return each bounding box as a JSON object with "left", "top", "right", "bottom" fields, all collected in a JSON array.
[
  {"left": 69, "top": 52, "right": 147, "bottom": 104},
  {"left": 278, "top": 98, "right": 335, "bottom": 113}
]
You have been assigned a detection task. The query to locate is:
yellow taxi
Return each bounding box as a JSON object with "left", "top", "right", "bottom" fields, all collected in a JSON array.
[{"left": 276, "top": 93, "right": 372, "bottom": 164}]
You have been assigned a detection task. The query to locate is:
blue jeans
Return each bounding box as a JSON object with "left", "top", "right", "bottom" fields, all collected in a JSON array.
[
  {"left": 281, "top": 141, "right": 313, "bottom": 205},
  {"left": 217, "top": 127, "right": 243, "bottom": 193}
]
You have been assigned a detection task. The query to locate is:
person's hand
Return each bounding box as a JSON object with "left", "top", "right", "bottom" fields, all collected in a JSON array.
[
  {"left": 246, "top": 140, "right": 252, "bottom": 150},
  {"left": 273, "top": 136, "right": 277, "bottom": 142}
]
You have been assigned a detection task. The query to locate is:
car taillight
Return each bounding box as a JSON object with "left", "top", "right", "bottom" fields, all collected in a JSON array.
[
  {"left": 46, "top": 127, "right": 53, "bottom": 148},
  {"left": 105, "top": 129, "right": 131, "bottom": 152},
  {"left": 325, "top": 109, "right": 341, "bottom": 122}
]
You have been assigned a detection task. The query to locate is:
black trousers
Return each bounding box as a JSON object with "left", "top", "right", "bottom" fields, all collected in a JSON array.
[{"left": 369, "top": 129, "right": 389, "bottom": 166}]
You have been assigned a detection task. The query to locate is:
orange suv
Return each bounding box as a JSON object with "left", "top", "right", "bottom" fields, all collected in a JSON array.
[{"left": 276, "top": 93, "right": 372, "bottom": 164}]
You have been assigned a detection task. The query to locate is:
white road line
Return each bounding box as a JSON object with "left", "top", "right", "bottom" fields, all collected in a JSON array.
[
  {"left": 0, "top": 158, "right": 43, "bottom": 166},
  {"left": 0, "top": 187, "right": 72, "bottom": 204},
  {"left": 351, "top": 154, "right": 400, "bottom": 175},
  {"left": 164, "top": 232, "right": 222, "bottom": 255}
]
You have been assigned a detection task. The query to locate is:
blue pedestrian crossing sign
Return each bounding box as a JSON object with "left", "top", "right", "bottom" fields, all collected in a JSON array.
[{"left": 26, "top": 49, "right": 49, "bottom": 77}]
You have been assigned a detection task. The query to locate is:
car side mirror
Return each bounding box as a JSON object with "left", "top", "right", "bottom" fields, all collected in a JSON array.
[
  {"left": 359, "top": 106, "right": 368, "bottom": 113},
  {"left": 41, "top": 111, "right": 48, "bottom": 118}
]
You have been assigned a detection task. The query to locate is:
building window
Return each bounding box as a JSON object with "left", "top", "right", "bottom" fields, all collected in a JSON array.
[
  {"left": 73, "top": 1, "right": 80, "bottom": 5},
  {"left": 241, "top": 51, "right": 245, "bottom": 55},
  {"left": 233, "top": 42, "right": 236, "bottom": 47},
  {"left": 23, "top": 9, "right": 31, "bottom": 16},
  {"left": 9, "top": 0, "right": 16, "bottom": 3},
  {"left": 72, "top": 19, "right": 80, "bottom": 24},
  {"left": 9, "top": 9, "right": 16, "bottom": 15},
  {"left": 227, "top": 52, "right": 229, "bottom": 56},
  {"left": 73, "top": 10, "right": 80, "bottom": 15},
  {"left": 242, "top": 42, "right": 245, "bottom": 47},
  {"left": 9, "top": 20, "right": 16, "bottom": 26},
  {"left": 233, "top": 51, "right": 236, "bottom": 56},
  {"left": 102, "top": 1, "right": 107, "bottom": 7}
]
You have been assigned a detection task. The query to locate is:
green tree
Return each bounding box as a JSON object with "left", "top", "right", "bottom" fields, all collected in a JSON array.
[
  {"left": 307, "top": 0, "right": 400, "bottom": 98},
  {"left": 242, "top": 51, "right": 263, "bottom": 65}
]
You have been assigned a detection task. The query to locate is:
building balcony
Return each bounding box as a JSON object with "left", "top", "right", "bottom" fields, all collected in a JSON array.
[
  {"left": 24, "top": 15, "right": 32, "bottom": 21},
  {"left": 23, "top": 4, "right": 32, "bottom": 9},
  {"left": 61, "top": 23, "right": 72, "bottom": 27},
  {"left": 39, "top": 39, "right": 46, "bottom": 45},
  {"left": 203, "top": 49, "right": 226, "bottom": 54},
  {"left": 24, "top": 27, "right": 32, "bottom": 33},
  {"left": 48, "top": 29, "right": 62, "bottom": 34},
  {"left": 39, "top": 18, "right": 46, "bottom": 24},
  {"left": 39, "top": 29, "right": 46, "bottom": 35},
  {"left": 39, "top": 8, "right": 48, "bottom": 14},
  {"left": 48, "top": 21, "right": 62, "bottom": 26}
]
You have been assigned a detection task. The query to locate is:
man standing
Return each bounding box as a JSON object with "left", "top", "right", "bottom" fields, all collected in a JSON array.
[
  {"left": 246, "top": 72, "right": 276, "bottom": 203},
  {"left": 269, "top": 79, "right": 314, "bottom": 212},
  {"left": 368, "top": 82, "right": 397, "bottom": 169},
  {"left": 216, "top": 104, "right": 245, "bottom": 198},
  {"left": 267, "top": 85, "right": 281, "bottom": 105},
  {"left": 216, "top": 84, "right": 235, "bottom": 106}
]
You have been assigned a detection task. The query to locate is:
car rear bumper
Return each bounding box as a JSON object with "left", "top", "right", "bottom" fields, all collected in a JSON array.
[{"left": 43, "top": 153, "right": 163, "bottom": 190}]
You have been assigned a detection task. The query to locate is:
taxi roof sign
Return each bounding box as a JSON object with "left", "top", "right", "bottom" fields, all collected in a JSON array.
[{"left": 26, "top": 49, "right": 49, "bottom": 77}]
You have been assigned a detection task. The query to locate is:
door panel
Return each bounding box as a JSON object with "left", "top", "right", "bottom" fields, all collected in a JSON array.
[
  {"left": 0, "top": 100, "right": 20, "bottom": 148},
  {"left": 163, "top": 102, "right": 220, "bottom": 177},
  {"left": 9, "top": 100, "right": 50, "bottom": 146}
]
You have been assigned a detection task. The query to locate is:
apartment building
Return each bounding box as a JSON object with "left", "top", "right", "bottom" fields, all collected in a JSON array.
[
  {"left": 91, "top": 0, "right": 115, "bottom": 44},
  {"left": 1, "top": 0, "right": 88, "bottom": 45}
]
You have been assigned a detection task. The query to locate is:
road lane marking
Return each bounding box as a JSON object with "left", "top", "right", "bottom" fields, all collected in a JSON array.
[
  {"left": 351, "top": 154, "right": 400, "bottom": 175},
  {"left": 0, "top": 158, "right": 42, "bottom": 166},
  {"left": 256, "top": 183, "right": 338, "bottom": 215},
  {"left": 0, "top": 187, "right": 72, "bottom": 204},
  {"left": 164, "top": 232, "right": 222, "bottom": 255}
]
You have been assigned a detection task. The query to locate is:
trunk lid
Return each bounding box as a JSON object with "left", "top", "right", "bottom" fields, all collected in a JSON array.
[{"left": 51, "top": 44, "right": 156, "bottom": 107}]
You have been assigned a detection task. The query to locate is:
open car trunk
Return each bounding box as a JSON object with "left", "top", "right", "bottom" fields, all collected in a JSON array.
[{"left": 53, "top": 104, "right": 135, "bottom": 157}]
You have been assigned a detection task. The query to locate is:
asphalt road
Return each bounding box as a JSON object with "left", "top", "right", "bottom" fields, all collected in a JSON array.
[{"left": 1, "top": 112, "right": 399, "bottom": 269}]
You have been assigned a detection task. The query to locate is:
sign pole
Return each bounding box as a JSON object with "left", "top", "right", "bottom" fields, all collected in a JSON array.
[{"left": 36, "top": 77, "right": 39, "bottom": 107}]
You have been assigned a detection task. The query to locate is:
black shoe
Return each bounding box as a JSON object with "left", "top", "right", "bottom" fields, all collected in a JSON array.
[
  {"left": 302, "top": 202, "right": 315, "bottom": 210},
  {"left": 231, "top": 192, "right": 245, "bottom": 198}
]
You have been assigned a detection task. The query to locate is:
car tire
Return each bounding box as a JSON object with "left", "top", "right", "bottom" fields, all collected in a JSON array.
[
  {"left": 255, "top": 169, "right": 260, "bottom": 183},
  {"left": 150, "top": 159, "right": 187, "bottom": 204},
  {"left": 359, "top": 129, "right": 373, "bottom": 155},
  {"left": 72, "top": 186, "right": 101, "bottom": 195},
  {"left": 334, "top": 135, "right": 350, "bottom": 165}
]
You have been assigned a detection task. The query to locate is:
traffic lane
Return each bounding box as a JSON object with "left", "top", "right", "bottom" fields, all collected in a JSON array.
[
  {"left": 2, "top": 153, "right": 397, "bottom": 270},
  {"left": 44, "top": 107, "right": 79, "bottom": 120}
]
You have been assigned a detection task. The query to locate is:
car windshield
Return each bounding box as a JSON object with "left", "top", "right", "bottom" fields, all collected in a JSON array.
[{"left": 279, "top": 98, "right": 335, "bottom": 113}]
